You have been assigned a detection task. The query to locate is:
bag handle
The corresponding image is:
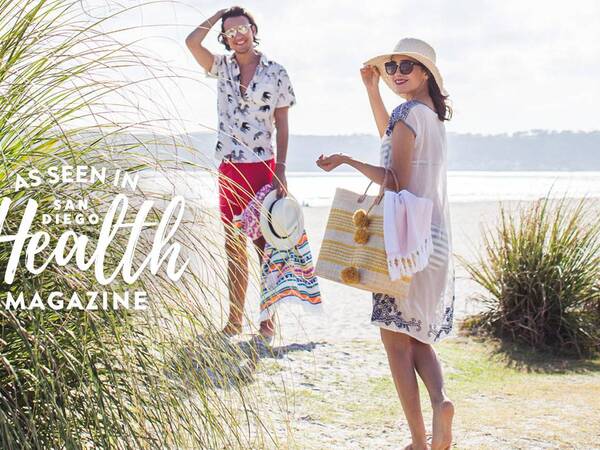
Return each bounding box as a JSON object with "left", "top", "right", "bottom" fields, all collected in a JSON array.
[
  {"left": 345, "top": 166, "right": 400, "bottom": 280},
  {"left": 357, "top": 167, "right": 400, "bottom": 212}
]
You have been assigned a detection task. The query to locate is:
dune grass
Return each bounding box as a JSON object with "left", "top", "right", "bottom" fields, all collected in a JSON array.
[
  {"left": 459, "top": 198, "right": 600, "bottom": 357},
  {"left": 0, "top": 1, "right": 289, "bottom": 448}
]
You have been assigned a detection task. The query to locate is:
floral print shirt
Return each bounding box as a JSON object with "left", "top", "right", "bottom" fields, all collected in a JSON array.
[{"left": 208, "top": 52, "right": 296, "bottom": 163}]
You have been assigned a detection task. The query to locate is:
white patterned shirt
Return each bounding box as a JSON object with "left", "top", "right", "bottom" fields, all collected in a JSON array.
[{"left": 208, "top": 52, "right": 296, "bottom": 163}]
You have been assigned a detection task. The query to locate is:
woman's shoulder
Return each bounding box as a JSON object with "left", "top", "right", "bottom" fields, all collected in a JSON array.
[
  {"left": 387, "top": 100, "right": 442, "bottom": 137},
  {"left": 392, "top": 100, "right": 437, "bottom": 118},
  {"left": 386, "top": 101, "right": 423, "bottom": 136},
  {"left": 390, "top": 100, "right": 420, "bottom": 119}
]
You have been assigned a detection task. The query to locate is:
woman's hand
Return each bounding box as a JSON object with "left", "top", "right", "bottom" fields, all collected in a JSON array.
[
  {"left": 316, "top": 153, "right": 349, "bottom": 172},
  {"left": 360, "top": 65, "right": 380, "bottom": 91}
]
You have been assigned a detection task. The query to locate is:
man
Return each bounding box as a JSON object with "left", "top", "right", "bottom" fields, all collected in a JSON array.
[{"left": 186, "top": 6, "right": 295, "bottom": 341}]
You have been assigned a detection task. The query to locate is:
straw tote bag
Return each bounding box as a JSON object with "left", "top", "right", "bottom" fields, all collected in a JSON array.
[{"left": 315, "top": 168, "right": 412, "bottom": 299}]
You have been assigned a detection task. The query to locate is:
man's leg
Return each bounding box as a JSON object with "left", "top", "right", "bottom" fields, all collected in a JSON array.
[
  {"left": 253, "top": 235, "right": 275, "bottom": 338},
  {"left": 223, "top": 224, "right": 248, "bottom": 336}
]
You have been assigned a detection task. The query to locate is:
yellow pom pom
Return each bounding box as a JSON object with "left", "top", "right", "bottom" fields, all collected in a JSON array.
[
  {"left": 354, "top": 227, "right": 370, "bottom": 244},
  {"left": 340, "top": 266, "right": 360, "bottom": 284},
  {"left": 352, "top": 209, "right": 370, "bottom": 228}
]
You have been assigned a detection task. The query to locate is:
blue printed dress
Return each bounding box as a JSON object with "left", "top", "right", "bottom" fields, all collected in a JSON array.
[{"left": 371, "top": 100, "right": 455, "bottom": 344}]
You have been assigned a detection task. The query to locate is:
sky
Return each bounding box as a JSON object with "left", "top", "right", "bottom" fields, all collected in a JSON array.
[{"left": 90, "top": 0, "right": 600, "bottom": 136}]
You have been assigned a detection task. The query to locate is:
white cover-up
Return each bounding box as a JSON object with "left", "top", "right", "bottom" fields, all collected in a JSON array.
[{"left": 371, "top": 100, "right": 455, "bottom": 344}]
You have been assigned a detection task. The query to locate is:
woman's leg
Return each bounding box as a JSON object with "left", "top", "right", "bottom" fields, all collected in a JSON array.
[
  {"left": 380, "top": 328, "right": 428, "bottom": 450},
  {"left": 412, "top": 340, "right": 454, "bottom": 450}
]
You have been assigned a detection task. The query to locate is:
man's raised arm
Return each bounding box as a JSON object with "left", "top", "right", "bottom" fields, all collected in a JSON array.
[{"left": 185, "top": 9, "right": 227, "bottom": 72}]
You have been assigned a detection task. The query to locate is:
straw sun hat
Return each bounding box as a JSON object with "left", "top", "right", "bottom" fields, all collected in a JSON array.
[
  {"left": 364, "top": 38, "right": 447, "bottom": 96},
  {"left": 260, "top": 190, "right": 304, "bottom": 250}
]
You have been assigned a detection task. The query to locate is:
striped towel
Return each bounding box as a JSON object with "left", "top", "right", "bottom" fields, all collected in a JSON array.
[{"left": 259, "top": 231, "right": 323, "bottom": 321}]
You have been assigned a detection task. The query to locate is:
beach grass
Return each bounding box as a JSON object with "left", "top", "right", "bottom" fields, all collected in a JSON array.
[
  {"left": 459, "top": 197, "right": 600, "bottom": 357},
  {"left": 0, "top": 1, "right": 290, "bottom": 448}
]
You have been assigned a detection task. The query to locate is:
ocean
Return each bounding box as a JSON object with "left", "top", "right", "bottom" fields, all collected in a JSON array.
[{"left": 141, "top": 170, "right": 600, "bottom": 207}]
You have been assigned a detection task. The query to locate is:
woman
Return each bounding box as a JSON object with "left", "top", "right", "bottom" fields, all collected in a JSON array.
[{"left": 316, "top": 38, "right": 455, "bottom": 450}]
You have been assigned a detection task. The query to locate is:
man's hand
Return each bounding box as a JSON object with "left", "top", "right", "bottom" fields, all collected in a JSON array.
[
  {"left": 272, "top": 163, "right": 287, "bottom": 198},
  {"left": 186, "top": 9, "right": 230, "bottom": 72},
  {"left": 316, "top": 153, "right": 349, "bottom": 172},
  {"left": 215, "top": 8, "right": 228, "bottom": 22}
]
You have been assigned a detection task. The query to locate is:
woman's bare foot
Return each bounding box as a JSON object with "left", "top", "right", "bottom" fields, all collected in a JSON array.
[{"left": 431, "top": 399, "right": 454, "bottom": 450}]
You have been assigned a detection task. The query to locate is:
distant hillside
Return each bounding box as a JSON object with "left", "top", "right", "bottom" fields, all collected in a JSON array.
[
  {"left": 448, "top": 131, "right": 600, "bottom": 171},
  {"left": 182, "top": 130, "right": 600, "bottom": 171}
]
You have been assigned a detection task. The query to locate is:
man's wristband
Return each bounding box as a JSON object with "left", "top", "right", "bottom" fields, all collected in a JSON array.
[{"left": 275, "top": 162, "right": 286, "bottom": 167}]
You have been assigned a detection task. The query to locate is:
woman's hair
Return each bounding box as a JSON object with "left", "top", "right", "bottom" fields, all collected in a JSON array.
[
  {"left": 424, "top": 67, "right": 452, "bottom": 121},
  {"left": 218, "top": 6, "right": 260, "bottom": 51}
]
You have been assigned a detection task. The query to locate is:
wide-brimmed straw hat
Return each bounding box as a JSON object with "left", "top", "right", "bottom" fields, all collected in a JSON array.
[
  {"left": 364, "top": 38, "right": 447, "bottom": 96},
  {"left": 260, "top": 190, "right": 304, "bottom": 250}
]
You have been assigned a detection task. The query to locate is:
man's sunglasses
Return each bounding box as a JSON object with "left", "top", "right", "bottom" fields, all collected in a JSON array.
[
  {"left": 384, "top": 60, "right": 424, "bottom": 76},
  {"left": 223, "top": 24, "right": 252, "bottom": 39}
]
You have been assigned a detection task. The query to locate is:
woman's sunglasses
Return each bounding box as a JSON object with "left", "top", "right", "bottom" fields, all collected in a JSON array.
[
  {"left": 223, "top": 24, "right": 252, "bottom": 39},
  {"left": 384, "top": 60, "right": 424, "bottom": 76}
]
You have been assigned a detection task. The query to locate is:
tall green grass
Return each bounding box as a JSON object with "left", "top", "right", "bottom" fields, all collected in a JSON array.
[
  {"left": 0, "top": 1, "right": 287, "bottom": 448},
  {"left": 461, "top": 197, "right": 600, "bottom": 357}
]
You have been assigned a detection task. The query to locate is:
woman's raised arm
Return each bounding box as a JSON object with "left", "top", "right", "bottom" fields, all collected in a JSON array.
[{"left": 360, "top": 66, "right": 389, "bottom": 138}]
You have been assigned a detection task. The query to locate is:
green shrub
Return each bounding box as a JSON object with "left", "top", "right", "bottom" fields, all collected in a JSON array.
[{"left": 461, "top": 198, "right": 600, "bottom": 357}]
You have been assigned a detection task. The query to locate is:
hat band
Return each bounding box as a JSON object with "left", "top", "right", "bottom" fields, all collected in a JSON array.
[{"left": 267, "top": 199, "right": 294, "bottom": 239}]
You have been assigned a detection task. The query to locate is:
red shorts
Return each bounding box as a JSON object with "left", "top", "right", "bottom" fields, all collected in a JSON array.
[{"left": 218, "top": 159, "right": 275, "bottom": 224}]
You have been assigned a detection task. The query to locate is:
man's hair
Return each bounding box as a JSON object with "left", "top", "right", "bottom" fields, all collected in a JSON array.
[{"left": 218, "top": 6, "right": 260, "bottom": 51}]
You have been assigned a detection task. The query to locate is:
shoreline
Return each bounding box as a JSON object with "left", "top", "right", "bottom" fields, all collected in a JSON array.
[{"left": 139, "top": 170, "right": 600, "bottom": 208}]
